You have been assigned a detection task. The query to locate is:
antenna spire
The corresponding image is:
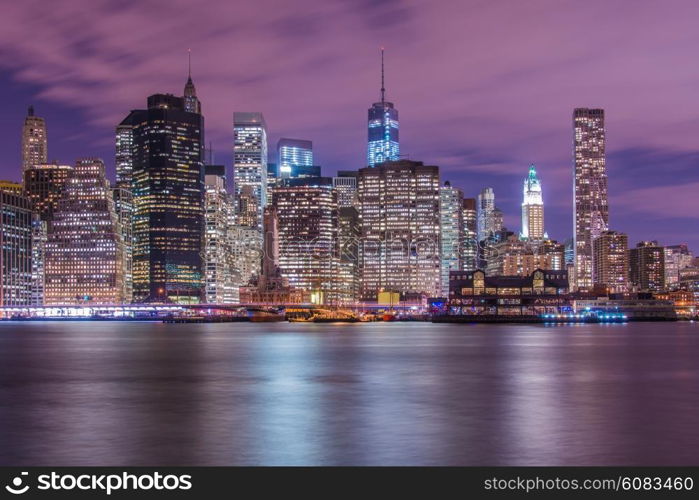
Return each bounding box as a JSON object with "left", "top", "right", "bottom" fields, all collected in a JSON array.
[
  {"left": 188, "top": 48, "right": 191, "bottom": 79},
  {"left": 380, "top": 47, "right": 385, "bottom": 104}
]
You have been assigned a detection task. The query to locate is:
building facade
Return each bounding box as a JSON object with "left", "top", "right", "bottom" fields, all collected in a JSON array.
[
  {"left": 664, "top": 244, "right": 693, "bottom": 291},
  {"left": 521, "top": 164, "right": 545, "bottom": 240},
  {"left": 477, "top": 187, "right": 502, "bottom": 242},
  {"left": 23, "top": 163, "right": 73, "bottom": 225},
  {"left": 333, "top": 170, "right": 358, "bottom": 208},
  {"left": 44, "top": 159, "right": 125, "bottom": 305},
  {"left": 128, "top": 85, "right": 205, "bottom": 303},
  {"left": 592, "top": 230, "right": 628, "bottom": 293},
  {"left": 277, "top": 138, "right": 313, "bottom": 173},
  {"left": 21, "top": 106, "right": 48, "bottom": 172},
  {"left": 357, "top": 160, "right": 441, "bottom": 300},
  {"left": 440, "top": 181, "right": 463, "bottom": 296},
  {"left": 629, "top": 241, "right": 665, "bottom": 292},
  {"left": 0, "top": 183, "right": 33, "bottom": 306},
  {"left": 573, "top": 108, "right": 608, "bottom": 291},
  {"left": 233, "top": 112, "right": 268, "bottom": 232},
  {"left": 460, "top": 198, "right": 478, "bottom": 272}
]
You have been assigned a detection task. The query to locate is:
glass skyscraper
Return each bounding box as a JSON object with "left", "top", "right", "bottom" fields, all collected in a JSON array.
[
  {"left": 367, "top": 49, "right": 399, "bottom": 167},
  {"left": 277, "top": 138, "right": 313, "bottom": 175},
  {"left": 440, "top": 181, "right": 463, "bottom": 296},
  {"left": 233, "top": 112, "right": 268, "bottom": 232},
  {"left": 127, "top": 77, "right": 205, "bottom": 304}
]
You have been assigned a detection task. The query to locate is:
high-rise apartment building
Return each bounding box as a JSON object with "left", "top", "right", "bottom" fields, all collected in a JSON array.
[
  {"left": 521, "top": 164, "right": 545, "bottom": 241},
  {"left": 44, "top": 159, "right": 125, "bottom": 305},
  {"left": 233, "top": 112, "right": 268, "bottom": 232},
  {"left": 440, "top": 181, "right": 463, "bottom": 296},
  {"left": 629, "top": 241, "right": 665, "bottom": 292},
  {"left": 592, "top": 230, "right": 628, "bottom": 293},
  {"left": 128, "top": 79, "right": 205, "bottom": 303},
  {"left": 357, "top": 160, "right": 440, "bottom": 300},
  {"left": 0, "top": 182, "right": 33, "bottom": 306},
  {"left": 574, "top": 108, "right": 608, "bottom": 290},
  {"left": 367, "top": 49, "right": 399, "bottom": 167},
  {"left": 21, "top": 106, "right": 47, "bottom": 172}
]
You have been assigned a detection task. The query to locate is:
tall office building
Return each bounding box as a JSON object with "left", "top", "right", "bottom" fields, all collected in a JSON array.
[
  {"left": 128, "top": 78, "right": 205, "bottom": 303},
  {"left": 574, "top": 108, "right": 608, "bottom": 290},
  {"left": 0, "top": 182, "right": 33, "bottom": 306},
  {"left": 367, "top": 49, "right": 399, "bottom": 167},
  {"left": 477, "top": 187, "right": 502, "bottom": 242},
  {"left": 664, "top": 244, "right": 693, "bottom": 290},
  {"left": 358, "top": 160, "right": 441, "bottom": 300},
  {"left": 521, "top": 164, "right": 545, "bottom": 241},
  {"left": 272, "top": 182, "right": 338, "bottom": 304},
  {"left": 277, "top": 138, "right": 313, "bottom": 173},
  {"left": 30, "top": 219, "right": 46, "bottom": 305},
  {"left": 338, "top": 206, "right": 360, "bottom": 304},
  {"left": 460, "top": 198, "right": 477, "bottom": 272},
  {"left": 592, "top": 230, "right": 628, "bottom": 293},
  {"left": 204, "top": 164, "right": 237, "bottom": 304},
  {"left": 233, "top": 112, "right": 268, "bottom": 232},
  {"left": 44, "top": 159, "right": 125, "bottom": 305},
  {"left": 23, "top": 162, "right": 73, "bottom": 225},
  {"left": 629, "top": 241, "right": 666, "bottom": 292},
  {"left": 21, "top": 106, "right": 48, "bottom": 172},
  {"left": 440, "top": 181, "right": 463, "bottom": 296},
  {"left": 112, "top": 186, "right": 133, "bottom": 302},
  {"left": 333, "top": 170, "right": 358, "bottom": 208},
  {"left": 115, "top": 115, "right": 136, "bottom": 188}
]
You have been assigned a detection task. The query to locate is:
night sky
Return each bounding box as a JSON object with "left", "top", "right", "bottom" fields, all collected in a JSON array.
[{"left": 0, "top": 0, "right": 697, "bottom": 250}]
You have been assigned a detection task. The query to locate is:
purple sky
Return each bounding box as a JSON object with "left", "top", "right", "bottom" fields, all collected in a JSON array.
[{"left": 1, "top": 0, "right": 698, "bottom": 250}]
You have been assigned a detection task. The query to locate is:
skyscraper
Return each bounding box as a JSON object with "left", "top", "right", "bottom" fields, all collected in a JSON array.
[
  {"left": 358, "top": 160, "right": 440, "bottom": 300},
  {"left": 44, "top": 159, "right": 125, "bottom": 305},
  {"left": 233, "top": 112, "right": 268, "bottom": 232},
  {"left": 333, "top": 170, "right": 358, "bottom": 208},
  {"left": 521, "top": 164, "right": 545, "bottom": 241},
  {"left": 272, "top": 182, "right": 339, "bottom": 304},
  {"left": 21, "top": 106, "right": 47, "bottom": 172},
  {"left": 128, "top": 78, "right": 205, "bottom": 303},
  {"left": 0, "top": 182, "right": 33, "bottom": 306},
  {"left": 367, "top": 49, "right": 399, "bottom": 167},
  {"left": 477, "top": 187, "right": 502, "bottom": 242},
  {"left": 22, "top": 162, "right": 73, "bottom": 225},
  {"left": 574, "top": 108, "right": 608, "bottom": 291},
  {"left": 277, "top": 138, "right": 313, "bottom": 175},
  {"left": 664, "top": 244, "right": 693, "bottom": 290},
  {"left": 112, "top": 186, "right": 133, "bottom": 303},
  {"left": 592, "top": 230, "right": 628, "bottom": 293},
  {"left": 460, "top": 198, "right": 477, "bottom": 272},
  {"left": 629, "top": 241, "right": 665, "bottom": 292},
  {"left": 204, "top": 164, "right": 237, "bottom": 304},
  {"left": 440, "top": 181, "right": 463, "bottom": 296},
  {"left": 338, "top": 206, "right": 360, "bottom": 304},
  {"left": 115, "top": 115, "right": 136, "bottom": 188}
]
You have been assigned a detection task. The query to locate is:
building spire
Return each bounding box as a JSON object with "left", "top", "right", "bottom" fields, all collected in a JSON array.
[
  {"left": 188, "top": 48, "right": 191, "bottom": 80},
  {"left": 28, "top": 105, "right": 34, "bottom": 117},
  {"left": 380, "top": 47, "right": 385, "bottom": 104}
]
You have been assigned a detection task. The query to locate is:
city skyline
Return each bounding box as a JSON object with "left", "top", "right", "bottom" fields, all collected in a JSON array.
[{"left": 0, "top": 1, "right": 698, "bottom": 252}]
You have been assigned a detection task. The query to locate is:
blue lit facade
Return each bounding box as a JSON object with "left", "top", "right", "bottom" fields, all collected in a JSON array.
[
  {"left": 367, "top": 101, "right": 399, "bottom": 167},
  {"left": 277, "top": 138, "right": 313, "bottom": 175}
]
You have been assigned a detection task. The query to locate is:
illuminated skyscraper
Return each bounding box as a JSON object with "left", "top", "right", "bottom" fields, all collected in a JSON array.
[
  {"left": 233, "top": 112, "right": 267, "bottom": 232},
  {"left": 629, "top": 241, "right": 665, "bottom": 292},
  {"left": 338, "top": 206, "right": 360, "bottom": 304},
  {"left": 21, "top": 106, "right": 47, "bottom": 172},
  {"left": 477, "top": 187, "right": 502, "bottom": 242},
  {"left": 115, "top": 116, "right": 135, "bottom": 188},
  {"left": 333, "top": 170, "right": 358, "bottom": 208},
  {"left": 236, "top": 184, "right": 260, "bottom": 229},
  {"left": 277, "top": 138, "right": 313, "bottom": 175},
  {"left": 521, "top": 164, "right": 545, "bottom": 241},
  {"left": 358, "top": 160, "right": 440, "bottom": 300},
  {"left": 128, "top": 81, "right": 205, "bottom": 303},
  {"left": 44, "top": 159, "right": 125, "bottom": 305},
  {"left": 112, "top": 186, "right": 133, "bottom": 303},
  {"left": 204, "top": 164, "right": 237, "bottom": 304},
  {"left": 664, "top": 244, "right": 693, "bottom": 290},
  {"left": 0, "top": 182, "right": 33, "bottom": 306},
  {"left": 367, "top": 49, "right": 399, "bottom": 167},
  {"left": 440, "top": 181, "right": 463, "bottom": 296},
  {"left": 272, "top": 182, "right": 339, "bottom": 304},
  {"left": 592, "top": 230, "right": 628, "bottom": 293},
  {"left": 460, "top": 198, "right": 477, "bottom": 272},
  {"left": 574, "top": 108, "right": 608, "bottom": 290},
  {"left": 22, "top": 162, "right": 73, "bottom": 226}
]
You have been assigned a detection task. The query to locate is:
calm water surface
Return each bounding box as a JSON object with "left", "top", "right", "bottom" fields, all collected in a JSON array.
[{"left": 1, "top": 321, "right": 698, "bottom": 465}]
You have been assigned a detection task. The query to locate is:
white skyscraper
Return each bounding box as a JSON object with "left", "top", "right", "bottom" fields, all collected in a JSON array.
[
  {"left": 440, "top": 181, "right": 463, "bottom": 296},
  {"left": 477, "top": 187, "right": 501, "bottom": 242},
  {"left": 521, "top": 164, "right": 545, "bottom": 241},
  {"left": 233, "top": 112, "right": 268, "bottom": 232}
]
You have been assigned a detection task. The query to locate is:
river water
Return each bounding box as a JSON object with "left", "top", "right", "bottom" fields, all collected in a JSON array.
[{"left": 1, "top": 321, "right": 698, "bottom": 465}]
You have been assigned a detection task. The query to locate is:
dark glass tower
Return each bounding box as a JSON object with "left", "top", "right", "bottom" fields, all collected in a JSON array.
[
  {"left": 367, "top": 49, "right": 399, "bottom": 167},
  {"left": 127, "top": 75, "right": 205, "bottom": 303}
]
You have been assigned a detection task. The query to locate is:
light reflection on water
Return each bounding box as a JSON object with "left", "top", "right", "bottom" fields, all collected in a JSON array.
[{"left": 0, "top": 321, "right": 698, "bottom": 465}]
